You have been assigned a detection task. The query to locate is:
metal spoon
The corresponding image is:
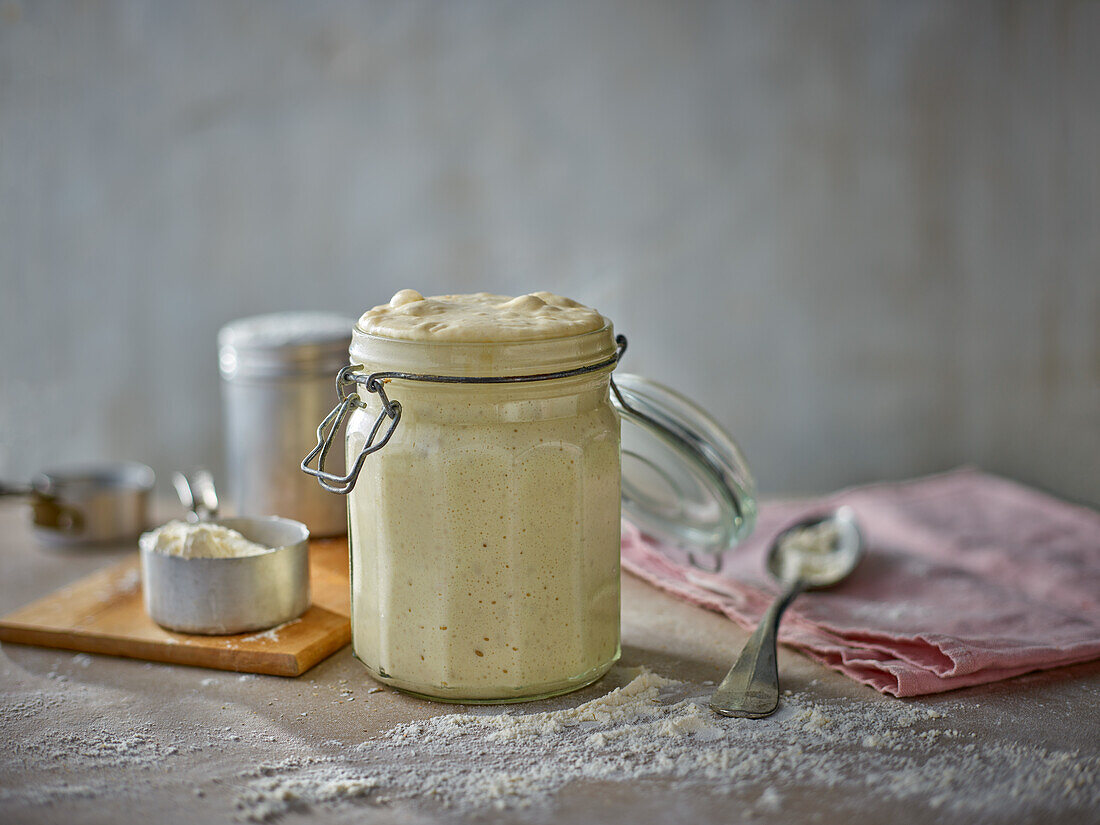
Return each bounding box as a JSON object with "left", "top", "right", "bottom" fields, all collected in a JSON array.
[{"left": 710, "top": 505, "right": 863, "bottom": 718}]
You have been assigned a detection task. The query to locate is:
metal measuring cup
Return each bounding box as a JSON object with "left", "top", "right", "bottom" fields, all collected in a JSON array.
[
  {"left": 139, "top": 472, "right": 311, "bottom": 635},
  {"left": 0, "top": 462, "right": 155, "bottom": 546}
]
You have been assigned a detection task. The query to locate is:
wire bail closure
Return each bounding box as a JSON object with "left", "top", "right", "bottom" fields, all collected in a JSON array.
[{"left": 301, "top": 335, "right": 628, "bottom": 495}]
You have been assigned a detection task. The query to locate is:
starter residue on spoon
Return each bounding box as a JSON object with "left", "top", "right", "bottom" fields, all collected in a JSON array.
[
  {"left": 140, "top": 520, "right": 271, "bottom": 559},
  {"left": 775, "top": 521, "right": 844, "bottom": 582}
]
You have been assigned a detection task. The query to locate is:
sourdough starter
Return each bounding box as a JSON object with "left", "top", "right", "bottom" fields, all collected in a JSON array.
[{"left": 345, "top": 291, "right": 622, "bottom": 702}]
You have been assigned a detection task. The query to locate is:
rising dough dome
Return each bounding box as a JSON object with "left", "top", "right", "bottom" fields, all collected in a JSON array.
[{"left": 357, "top": 290, "right": 608, "bottom": 343}]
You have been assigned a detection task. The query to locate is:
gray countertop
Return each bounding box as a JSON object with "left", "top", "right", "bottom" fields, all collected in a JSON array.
[{"left": 2, "top": 499, "right": 1098, "bottom": 824}]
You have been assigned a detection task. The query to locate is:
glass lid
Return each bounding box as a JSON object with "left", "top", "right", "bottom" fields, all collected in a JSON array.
[{"left": 612, "top": 373, "right": 757, "bottom": 560}]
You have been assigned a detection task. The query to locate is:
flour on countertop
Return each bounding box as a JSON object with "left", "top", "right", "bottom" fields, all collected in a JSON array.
[
  {"left": 3, "top": 665, "right": 1098, "bottom": 823},
  {"left": 230, "top": 668, "right": 1100, "bottom": 821}
]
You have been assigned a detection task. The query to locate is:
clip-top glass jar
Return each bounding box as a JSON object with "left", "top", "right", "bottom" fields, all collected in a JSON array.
[{"left": 304, "top": 291, "right": 756, "bottom": 703}]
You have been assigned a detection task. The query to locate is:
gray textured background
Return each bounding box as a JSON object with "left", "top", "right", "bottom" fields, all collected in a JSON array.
[{"left": 1, "top": 1, "right": 1098, "bottom": 505}]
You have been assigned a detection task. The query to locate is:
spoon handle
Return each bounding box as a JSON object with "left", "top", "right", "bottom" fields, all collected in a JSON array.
[{"left": 709, "top": 582, "right": 802, "bottom": 718}]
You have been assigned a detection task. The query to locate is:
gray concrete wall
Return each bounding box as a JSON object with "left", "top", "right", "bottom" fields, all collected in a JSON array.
[{"left": 2, "top": 1, "right": 1098, "bottom": 505}]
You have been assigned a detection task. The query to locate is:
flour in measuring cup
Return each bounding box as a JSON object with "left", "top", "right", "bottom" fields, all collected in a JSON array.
[{"left": 140, "top": 521, "right": 270, "bottom": 559}]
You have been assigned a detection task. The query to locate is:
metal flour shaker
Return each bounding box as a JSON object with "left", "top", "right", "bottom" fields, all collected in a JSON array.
[{"left": 218, "top": 312, "right": 354, "bottom": 537}]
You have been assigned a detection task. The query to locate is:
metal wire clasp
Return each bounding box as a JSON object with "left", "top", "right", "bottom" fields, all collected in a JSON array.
[
  {"left": 301, "top": 335, "right": 627, "bottom": 495},
  {"left": 300, "top": 368, "right": 402, "bottom": 494}
]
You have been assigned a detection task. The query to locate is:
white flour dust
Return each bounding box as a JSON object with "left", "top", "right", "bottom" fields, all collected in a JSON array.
[
  {"left": 3, "top": 662, "right": 1098, "bottom": 823},
  {"left": 140, "top": 521, "right": 272, "bottom": 559},
  {"left": 238, "top": 619, "right": 302, "bottom": 644},
  {"left": 230, "top": 667, "right": 1100, "bottom": 821}
]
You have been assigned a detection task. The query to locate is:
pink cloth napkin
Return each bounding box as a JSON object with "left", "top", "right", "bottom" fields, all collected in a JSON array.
[{"left": 621, "top": 469, "right": 1100, "bottom": 696}]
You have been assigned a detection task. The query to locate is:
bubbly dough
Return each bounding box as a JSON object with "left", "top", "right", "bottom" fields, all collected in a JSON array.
[
  {"left": 141, "top": 520, "right": 271, "bottom": 559},
  {"left": 357, "top": 290, "right": 608, "bottom": 342}
]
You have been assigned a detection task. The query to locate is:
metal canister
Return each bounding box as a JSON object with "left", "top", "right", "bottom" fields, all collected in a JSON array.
[{"left": 218, "top": 312, "right": 353, "bottom": 537}]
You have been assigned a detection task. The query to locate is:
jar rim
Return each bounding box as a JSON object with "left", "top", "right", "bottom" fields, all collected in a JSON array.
[
  {"left": 349, "top": 321, "right": 618, "bottom": 378},
  {"left": 351, "top": 319, "right": 613, "bottom": 346}
]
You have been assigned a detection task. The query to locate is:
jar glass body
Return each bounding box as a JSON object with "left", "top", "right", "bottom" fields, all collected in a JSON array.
[{"left": 345, "top": 333, "right": 621, "bottom": 703}]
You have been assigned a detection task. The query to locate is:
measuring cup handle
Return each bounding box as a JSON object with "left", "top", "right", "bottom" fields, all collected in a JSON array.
[
  {"left": 173, "top": 471, "right": 219, "bottom": 521},
  {"left": 0, "top": 480, "right": 34, "bottom": 497}
]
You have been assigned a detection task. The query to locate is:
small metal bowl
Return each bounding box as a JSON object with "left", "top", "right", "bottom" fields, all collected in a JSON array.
[{"left": 140, "top": 516, "right": 310, "bottom": 635}]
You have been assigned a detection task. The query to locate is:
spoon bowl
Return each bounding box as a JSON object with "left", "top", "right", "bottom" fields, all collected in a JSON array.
[{"left": 767, "top": 505, "right": 864, "bottom": 589}]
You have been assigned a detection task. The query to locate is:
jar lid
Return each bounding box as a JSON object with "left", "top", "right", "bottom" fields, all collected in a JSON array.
[
  {"left": 612, "top": 373, "right": 756, "bottom": 558},
  {"left": 219, "top": 312, "right": 355, "bottom": 380}
]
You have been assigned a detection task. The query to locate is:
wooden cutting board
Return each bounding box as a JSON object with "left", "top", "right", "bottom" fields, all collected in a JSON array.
[{"left": 0, "top": 538, "right": 351, "bottom": 677}]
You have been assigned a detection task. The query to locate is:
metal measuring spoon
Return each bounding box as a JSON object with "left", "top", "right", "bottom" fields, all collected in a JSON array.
[{"left": 710, "top": 506, "right": 864, "bottom": 718}]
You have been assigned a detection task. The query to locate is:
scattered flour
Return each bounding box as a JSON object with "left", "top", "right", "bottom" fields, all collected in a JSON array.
[
  {"left": 9, "top": 724, "right": 179, "bottom": 771},
  {"left": 228, "top": 668, "right": 1100, "bottom": 821},
  {"left": 95, "top": 566, "right": 141, "bottom": 600},
  {"left": 116, "top": 567, "right": 141, "bottom": 591},
  {"left": 2, "top": 691, "right": 64, "bottom": 721},
  {"left": 238, "top": 619, "right": 302, "bottom": 643},
  {"left": 233, "top": 761, "right": 379, "bottom": 822},
  {"left": 3, "top": 666, "right": 1098, "bottom": 823}
]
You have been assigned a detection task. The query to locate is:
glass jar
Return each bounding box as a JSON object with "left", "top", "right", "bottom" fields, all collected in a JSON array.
[
  {"left": 339, "top": 325, "right": 620, "bottom": 702},
  {"left": 303, "top": 295, "right": 757, "bottom": 703}
]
